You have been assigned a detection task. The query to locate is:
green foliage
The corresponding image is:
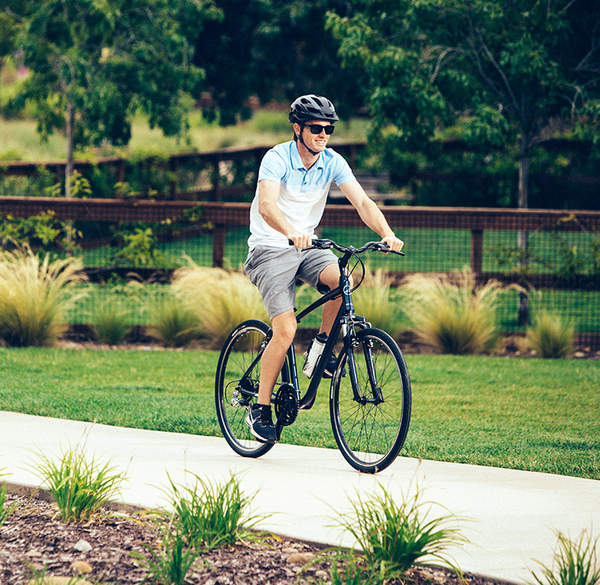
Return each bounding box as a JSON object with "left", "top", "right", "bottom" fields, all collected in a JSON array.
[
  {"left": 33, "top": 445, "right": 127, "bottom": 522},
  {"left": 172, "top": 263, "right": 268, "bottom": 348},
  {"left": 527, "top": 311, "right": 574, "bottom": 359},
  {"left": 0, "top": 247, "right": 86, "bottom": 346},
  {"left": 0, "top": 468, "right": 20, "bottom": 528},
  {"left": 110, "top": 226, "right": 174, "bottom": 269},
  {"left": 0, "top": 211, "right": 80, "bottom": 254},
  {"left": 158, "top": 472, "right": 268, "bottom": 550},
  {"left": 133, "top": 525, "right": 199, "bottom": 585},
  {"left": 91, "top": 299, "right": 131, "bottom": 345},
  {"left": 352, "top": 268, "right": 405, "bottom": 339},
  {"left": 333, "top": 484, "right": 467, "bottom": 581},
  {"left": 149, "top": 295, "right": 200, "bottom": 348},
  {"left": 402, "top": 270, "right": 505, "bottom": 354},
  {"left": 530, "top": 530, "right": 600, "bottom": 585}
]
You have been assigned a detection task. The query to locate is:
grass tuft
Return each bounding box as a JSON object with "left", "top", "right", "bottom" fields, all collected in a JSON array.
[
  {"left": 149, "top": 296, "right": 200, "bottom": 348},
  {"left": 0, "top": 468, "right": 20, "bottom": 528},
  {"left": 402, "top": 270, "right": 504, "bottom": 354},
  {"left": 172, "top": 263, "right": 268, "bottom": 348},
  {"left": 33, "top": 445, "right": 127, "bottom": 522},
  {"left": 530, "top": 529, "right": 600, "bottom": 585},
  {"left": 353, "top": 267, "right": 405, "bottom": 339},
  {"left": 334, "top": 483, "right": 467, "bottom": 582},
  {"left": 0, "top": 247, "right": 86, "bottom": 347},
  {"left": 527, "top": 311, "right": 575, "bottom": 359},
  {"left": 91, "top": 299, "right": 131, "bottom": 345}
]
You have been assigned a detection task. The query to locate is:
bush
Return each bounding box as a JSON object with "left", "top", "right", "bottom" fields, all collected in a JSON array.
[
  {"left": 333, "top": 484, "right": 467, "bottom": 582},
  {"left": 401, "top": 270, "right": 504, "bottom": 355},
  {"left": 527, "top": 311, "right": 574, "bottom": 359},
  {"left": 352, "top": 267, "right": 405, "bottom": 339},
  {"left": 530, "top": 529, "right": 600, "bottom": 585},
  {"left": 172, "top": 263, "right": 268, "bottom": 348},
  {"left": 0, "top": 247, "right": 86, "bottom": 347}
]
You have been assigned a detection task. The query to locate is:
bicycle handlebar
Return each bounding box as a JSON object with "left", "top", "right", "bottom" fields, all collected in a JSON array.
[{"left": 289, "top": 238, "right": 405, "bottom": 256}]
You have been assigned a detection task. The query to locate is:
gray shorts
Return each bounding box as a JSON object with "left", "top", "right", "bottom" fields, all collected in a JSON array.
[{"left": 244, "top": 246, "right": 338, "bottom": 320}]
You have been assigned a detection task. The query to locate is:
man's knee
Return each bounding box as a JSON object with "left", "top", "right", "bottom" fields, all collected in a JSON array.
[{"left": 271, "top": 311, "right": 297, "bottom": 346}]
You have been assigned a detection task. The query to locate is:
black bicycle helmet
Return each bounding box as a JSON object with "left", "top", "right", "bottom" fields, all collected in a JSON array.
[{"left": 289, "top": 95, "right": 339, "bottom": 124}]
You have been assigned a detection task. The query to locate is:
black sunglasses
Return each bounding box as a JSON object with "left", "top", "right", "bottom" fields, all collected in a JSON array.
[{"left": 306, "top": 124, "right": 335, "bottom": 135}]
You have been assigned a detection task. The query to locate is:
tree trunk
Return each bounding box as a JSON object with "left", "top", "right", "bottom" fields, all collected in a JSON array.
[
  {"left": 517, "top": 134, "right": 530, "bottom": 326},
  {"left": 65, "top": 99, "right": 75, "bottom": 199}
]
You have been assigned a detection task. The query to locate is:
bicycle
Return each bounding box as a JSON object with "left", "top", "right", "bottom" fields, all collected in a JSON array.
[{"left": 215, "top": 238, "right": 411, "bottom": 473}]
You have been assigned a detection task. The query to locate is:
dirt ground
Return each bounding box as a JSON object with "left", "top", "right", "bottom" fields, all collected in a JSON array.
[{"left": 0, "top": 492, "right": 509, "bottom": 585}]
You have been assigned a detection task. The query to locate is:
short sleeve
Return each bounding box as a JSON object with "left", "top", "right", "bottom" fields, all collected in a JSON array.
[{"left": 258, "top": 148, "right": 288, "bottom": 183}]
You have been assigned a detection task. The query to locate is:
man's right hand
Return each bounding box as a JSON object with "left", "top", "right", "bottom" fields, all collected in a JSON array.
[{"left": 287, "top": 232, "right": 313, "bottom": 249}]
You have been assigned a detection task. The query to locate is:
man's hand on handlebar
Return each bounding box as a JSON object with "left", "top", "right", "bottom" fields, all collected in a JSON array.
[
  {"left": 287, "top": 232, "right": 313, "bottom": 249},
  {"left": 381, "top": 235, "right": 404, "bottom": 253}
]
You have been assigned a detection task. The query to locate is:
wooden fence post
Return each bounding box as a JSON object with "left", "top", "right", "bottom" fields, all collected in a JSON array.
[
  {"left": 213, "top": 225, "right": 226, "bottom": 268},
  {"left": 470, "top": 229, "right": 483, "bottom": 281}
]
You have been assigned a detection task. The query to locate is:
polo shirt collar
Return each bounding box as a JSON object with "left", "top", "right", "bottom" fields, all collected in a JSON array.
[{"left": 291, "top": 140, "right": 324, "bottom": 171}]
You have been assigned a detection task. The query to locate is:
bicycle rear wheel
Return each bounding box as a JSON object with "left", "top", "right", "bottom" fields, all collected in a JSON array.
[
  {"left": 330, "top": 327, "right": 411, "bottom": 473},
  {"left": 215, "top": 320, "right": 287, "bottom": 458}
]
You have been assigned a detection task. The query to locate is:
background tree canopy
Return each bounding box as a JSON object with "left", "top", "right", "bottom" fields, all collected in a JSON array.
[{"left": 327, "top": 0, "right": 600, "bottom": 208}]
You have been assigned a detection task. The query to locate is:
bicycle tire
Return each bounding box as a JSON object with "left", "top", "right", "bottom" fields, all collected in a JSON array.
[
  {"left": 215, "top": 319, "right": 287, "bottom": 458},
  {"left": 330, "top": 327, "right": 411, "bottom": 473}
]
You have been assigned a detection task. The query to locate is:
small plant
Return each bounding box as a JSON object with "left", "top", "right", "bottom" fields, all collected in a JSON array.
[
  {"left": 0, "top": 247, "right": 87, "bottom": 347},
  {"left": 527, "top": 311, "right": 574, "bottom": 359},
  {"left": 353, "top": 267, "right": 405, "bottom": 339},
  {"left": 110, "top": 226, "right": 173, "bottom": 268},
  {"left": 134, "top": 525, "right": 199, "bottom": 585},
  {"left": 402, "top": 270, "right": 505, "bottom": 354},
  {"left": 33, "top": 446, "right": 127, "bottom": 522},
  {"left": 158, "top": 472, "right": 268, "bottom": 550},
  {"left": 530, "top": 529, "right": 600, "bottom": 585},
  {"left": 0, "top": 468, "right": 20, "bottom": 528},
  {"left": 333, "top": 484, "right": 467, "bottom": 582},
  {"left": 91, "top": 299, "right": 131, "bottom": 345},
  {"left": 172, "top": 264, "right": 268, "bottom": 348},
  {"left": 149, "top": 296, "right": 199, "bottom": 348}
]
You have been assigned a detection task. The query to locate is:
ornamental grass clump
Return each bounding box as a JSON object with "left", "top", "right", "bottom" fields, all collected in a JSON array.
[
  {"left": 172, "top": 263, "right": 268, "bottom": 348},
  {"left": 402, "top": 270, "right": 504, "bottom": 355},
  {"left": 33, "top": 446, "right": 127, "bottom": 522},
  {"left": 149, "top": 295, "right": 200, "bottom": 348},
  {"left": 0, "top": 247, "right": 86, "bottom": 347},
  {"left": 158, "top": 472, "right": 268, "bottom": 550},
  {"left": 530, "top": 529, "right": 600, "bottom": 585},
  {"left": 91, "top": 299, "right": 131, "bottom": 345},
  {"left": 353, "top": 267, "right": 405, "bottom": 340},
  {"left": 334, "top": 484, "right": 467, "bottom": 583},
  {"left": 527, "top": 311, "right": 574, "bottom": 359},
  {"left": 0, "top": 468, "right": 19, "bottom": 528}
]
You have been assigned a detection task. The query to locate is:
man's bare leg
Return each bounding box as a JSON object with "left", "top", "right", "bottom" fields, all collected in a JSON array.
[{"left": 257, "top": 310, "right": 297, "bottom": 406}]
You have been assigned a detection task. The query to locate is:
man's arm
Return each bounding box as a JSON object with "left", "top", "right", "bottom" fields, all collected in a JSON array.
[
  {"left": 339, "top": 180, "right": 404, "bottom": 252},
  {"left": 257, "top": 179, "right": 313, "bottom": 248}
]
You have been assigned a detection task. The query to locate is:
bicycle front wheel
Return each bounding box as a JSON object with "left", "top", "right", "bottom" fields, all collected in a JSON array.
[
  {"left": 330, "top": 328, "right": 411, "bottom": 473},
  {"left": 215, "top": 320, "right": 287, "bottom": 458}
]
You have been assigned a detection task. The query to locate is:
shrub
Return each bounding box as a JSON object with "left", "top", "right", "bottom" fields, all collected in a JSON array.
[
  {"left": 402, "top": 270, "right": 504, "bottom": 354},
  {"left": 172, "top": 264, "right": 268, "bottom": 348},
  {"left": 91, "top": 299, "right": 131, "bottom": 345},
  {"left": 527, "top": 311, "right": 574, "bottom": 359},
  {"left": 333, "top": 484, "right": 467, "bottom": 582},
  {"left": 33, "top": 446, "right": 127, "bottom": 522},
  {"left": 530, "top": 529, "right": 600, "bottom": 585},
  {"left": 157, "top": 473, "right": 268, "bottom": 550},
  {"left": 0, "top": 247, "right": 86, "bottom": 347},
  {"left": 353, "top": 267, "right": 405, "bottom": 339},
  {"left": 149, "top": 296, "right": 200, "bottom": 348}
]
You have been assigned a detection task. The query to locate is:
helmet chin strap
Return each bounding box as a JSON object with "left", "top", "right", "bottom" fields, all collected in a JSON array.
[{"left": 297, "top": 125, "right": 319, "bottom": 156}]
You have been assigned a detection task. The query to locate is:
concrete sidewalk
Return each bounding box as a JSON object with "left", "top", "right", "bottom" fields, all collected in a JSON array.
[{"left": 1, "top": 411, "right": 599, "bottom": 583}]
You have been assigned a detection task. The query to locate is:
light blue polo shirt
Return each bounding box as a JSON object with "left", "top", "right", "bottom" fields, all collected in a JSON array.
[{"left": 248, "top": 140, "right": 355, "bottom": 249}]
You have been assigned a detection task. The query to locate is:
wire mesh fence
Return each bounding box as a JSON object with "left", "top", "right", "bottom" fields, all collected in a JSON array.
[{"left": 1, "top": 196, "right": 599, "bottom": 347}]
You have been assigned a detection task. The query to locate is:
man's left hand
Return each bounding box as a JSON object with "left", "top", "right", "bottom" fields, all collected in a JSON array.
[{"left": 381, "top": 235, "right": 404, "bottom": 252}]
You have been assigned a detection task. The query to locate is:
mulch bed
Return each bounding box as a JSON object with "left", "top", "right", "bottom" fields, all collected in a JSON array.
[{"left": 0, "top": 491, "right": 509, "bottom": 585}]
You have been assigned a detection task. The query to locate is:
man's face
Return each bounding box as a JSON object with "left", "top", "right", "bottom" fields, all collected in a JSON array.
[{"left": 295, "top": 121, "right": 333, "bottom": 154}]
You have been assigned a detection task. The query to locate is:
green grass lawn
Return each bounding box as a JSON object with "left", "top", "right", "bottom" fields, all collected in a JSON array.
[{"left": 1, "top": 347, "right": 598, "bottom": 479}]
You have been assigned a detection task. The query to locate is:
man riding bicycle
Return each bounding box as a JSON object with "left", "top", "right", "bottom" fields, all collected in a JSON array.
[{"left": 244, "top": 94, "right": 404, "bottom": 443}]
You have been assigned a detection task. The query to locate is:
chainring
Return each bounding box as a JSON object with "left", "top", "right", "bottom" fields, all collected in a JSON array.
[{"left": 274, "top": 383, "right": 299, "bottom": 427}]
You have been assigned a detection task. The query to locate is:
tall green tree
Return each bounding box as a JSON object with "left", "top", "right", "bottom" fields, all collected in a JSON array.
[
  {"left": 327, "top": 0, "right": 600, "bottom": 209},
  {"left": 2, "top": 0, "right": 220, "bottom": 196}
]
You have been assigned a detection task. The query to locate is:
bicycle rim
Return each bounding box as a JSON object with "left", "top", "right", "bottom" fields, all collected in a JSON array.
[
  {"left": 330, "top": 328, "right": 411, "bottom": 473},
  {"left": 215, "top": 320, "right": 284, "bottom": 458}
]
